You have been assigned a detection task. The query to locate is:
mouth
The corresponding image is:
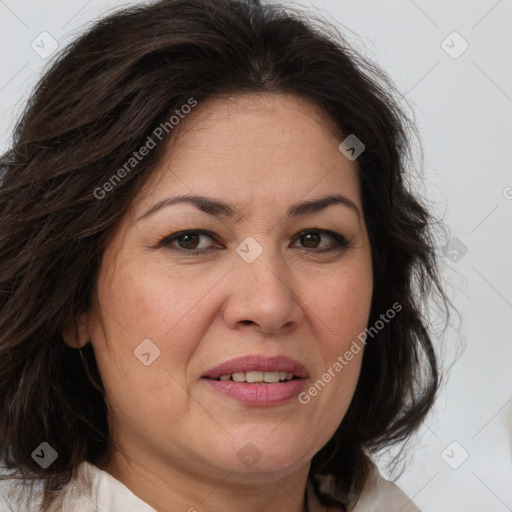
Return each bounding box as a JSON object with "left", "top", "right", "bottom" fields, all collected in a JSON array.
[
  {"left": 202, "top": 354, "right": 308, "bottom": 381},
  {"left": 208, "top": 371, "right": 300, "bottom": 383},
  {"left": 201, "top": 355, "right": 308, "bottom": 406}
]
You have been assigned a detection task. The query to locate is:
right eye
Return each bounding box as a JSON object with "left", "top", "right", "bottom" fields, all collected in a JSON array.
[{"left": 159, "top": 230, "right": 222, "bottom": 255}]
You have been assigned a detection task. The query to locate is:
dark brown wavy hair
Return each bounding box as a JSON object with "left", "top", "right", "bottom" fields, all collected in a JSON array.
[{"left": 0, "top": 0, "right": 458, "bottom": 510}]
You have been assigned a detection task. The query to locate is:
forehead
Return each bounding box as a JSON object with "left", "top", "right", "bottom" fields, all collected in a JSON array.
[
  {"left": 167, "top": 92, "right": 344, "bottom": 157},
  {"left": 132, "top": 92, "right": 360, "bottom": 218}
]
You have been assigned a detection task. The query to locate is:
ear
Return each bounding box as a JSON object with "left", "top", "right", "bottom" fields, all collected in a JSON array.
[{"left": 62, "top": 312, "right": 90, "bottom": 349}]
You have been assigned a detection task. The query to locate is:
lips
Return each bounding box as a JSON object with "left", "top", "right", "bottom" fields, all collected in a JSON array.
[
  {"left": 202, "top": 355, "right": 308, "bottom": 380},
  {"left": 202, "top": 355, "right": 309, "bottom": 406}
]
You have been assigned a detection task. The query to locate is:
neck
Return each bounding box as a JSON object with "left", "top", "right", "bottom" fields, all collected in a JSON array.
[{"left": 95, "top": 450, "right": 312, "bottom": 512}]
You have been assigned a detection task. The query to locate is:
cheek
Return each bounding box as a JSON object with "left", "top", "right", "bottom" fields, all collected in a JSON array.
[
  {"left": 309, "top": 269, "right": 372, "bottom": 346},
  {"left": 99, "top": 258, "right": 209, "bottom": 342},
  {"left": 302, "top": 266, "right": 371, "bottom": 412},
  {"left": 89, "top": 262, "right": 199, "bottom": 423},
  {"left": 92, "top": 256, "right": 232, "bottom": 399}
]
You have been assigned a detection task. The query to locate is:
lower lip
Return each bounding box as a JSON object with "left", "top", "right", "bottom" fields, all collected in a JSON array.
[{"left": 203, "top": 378, "right": 307, "bottom": 406}]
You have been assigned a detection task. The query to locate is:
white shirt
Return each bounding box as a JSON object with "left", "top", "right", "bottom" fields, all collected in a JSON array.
[{"left": 1, "top": 461, "right": 421, "bottom": 512}]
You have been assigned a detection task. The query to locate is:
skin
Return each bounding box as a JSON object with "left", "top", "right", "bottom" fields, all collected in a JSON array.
[{"left": 64, "top": 92, "right": 373, "bottom": 512}]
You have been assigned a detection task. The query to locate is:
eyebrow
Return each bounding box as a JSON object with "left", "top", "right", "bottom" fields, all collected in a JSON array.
[{"left": 136, "top": 193, "right": 361, "bottom": 222}]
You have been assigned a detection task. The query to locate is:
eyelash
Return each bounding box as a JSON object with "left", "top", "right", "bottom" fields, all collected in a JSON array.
[{"left": 159, "top": 229, "right": 351, "bottom": 255}]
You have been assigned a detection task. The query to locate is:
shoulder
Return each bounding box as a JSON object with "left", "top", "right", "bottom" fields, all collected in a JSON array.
[
  {"left": 45, "top": 461, "right": 156, "bottom": 512},
  {"left": 308, "top": 462, "right": 421, "bottom": 512},
  {"left": 351, "top": 463, "right": 421, "bottom": 512},
  {"left": 0, "top": 463, "right": 110, "bottom": 512}
]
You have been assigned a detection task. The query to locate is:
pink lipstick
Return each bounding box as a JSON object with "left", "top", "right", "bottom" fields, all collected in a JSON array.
[{"left": 202, "top": 355, "right": 308, "bottom": 406}]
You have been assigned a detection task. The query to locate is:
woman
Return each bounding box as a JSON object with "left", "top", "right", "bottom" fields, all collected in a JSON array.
[{"left": 0, "top": 0, "right": 453, "bottom": 510}]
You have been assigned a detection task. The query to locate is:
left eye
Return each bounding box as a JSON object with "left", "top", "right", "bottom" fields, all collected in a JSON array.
[
  {"left": 293, "top": 230, "right": 349, "bottom": 251},
  {"left": 160, "top": 229, "right": 350, "bottom": 254},
  {"left": 161, "top": 230, "right": 220, "bottom": 252}
]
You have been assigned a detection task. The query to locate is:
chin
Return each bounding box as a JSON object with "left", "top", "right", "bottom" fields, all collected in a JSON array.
[{"left": 210, "top": 434, "right": 313, "bottom": 475}]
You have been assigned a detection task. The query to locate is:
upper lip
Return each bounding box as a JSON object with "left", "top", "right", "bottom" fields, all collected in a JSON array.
[{"left": 203, "top": 355, "right": 308, "bottom": 379}]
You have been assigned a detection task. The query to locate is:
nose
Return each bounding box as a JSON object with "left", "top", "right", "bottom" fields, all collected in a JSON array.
[{"left": 222, "top": 244, "right": 304, "bottom": 336}]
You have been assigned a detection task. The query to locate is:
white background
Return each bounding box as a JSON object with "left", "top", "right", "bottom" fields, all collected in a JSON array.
[{"left": 0, "top": 1, "right": 511, "bottom": 511}]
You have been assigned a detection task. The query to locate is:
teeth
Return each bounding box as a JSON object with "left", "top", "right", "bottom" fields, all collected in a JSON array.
[
  {"left": 217, "top": 371, "right": 296, "bottom": 383},
  {"left": 246, "top": 371, "right": 263, "bottom": 383},
  {"left": 263, "top": 371, "right": 280, "bottom": 383}
]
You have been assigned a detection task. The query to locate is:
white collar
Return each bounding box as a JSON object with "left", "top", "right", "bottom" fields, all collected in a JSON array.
[{"left": 51, "top": 460, "right": 419, "bottom": 512}]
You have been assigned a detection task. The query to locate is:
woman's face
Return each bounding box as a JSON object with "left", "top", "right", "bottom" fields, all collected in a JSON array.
[{"left": 71, "top": 92, "right": 373, "bottom": 478}]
